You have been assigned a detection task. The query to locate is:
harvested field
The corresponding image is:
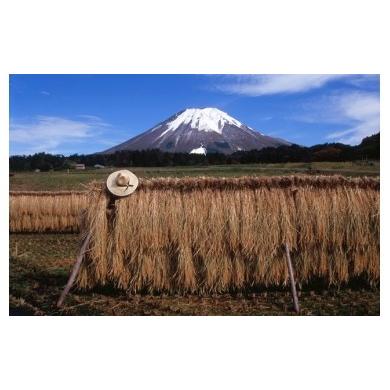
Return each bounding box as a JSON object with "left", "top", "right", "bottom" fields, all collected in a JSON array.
[
  {"left": 9, "top": 162, "right": 381, "bottom": 192},
  {"left": 73, "top": 175, "right": 380, "bottom": 293},
  {"left": 9, "top": 234, "right": 380, "bottom": 315},
  {"left": 9, "top": 175, "right": 379, "bottom": 296}
]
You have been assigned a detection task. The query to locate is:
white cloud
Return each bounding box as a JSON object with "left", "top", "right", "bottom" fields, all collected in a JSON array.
[
  {"left": 77, "top": 114, "right": 108, "bottom": 123},
  {"left": 216, "top": 74, "right": 346, "bottom": 96},
  {"left": 287, "top": 90, "right": 379, "bottom": 145},
  {"left": 344, "top": 74, "right": 379, "bottom": 88},
  {"left": 10, "top": 115, "right": 111, "bottom": 154},
  {"left": 40, "top": 90, "right": 50, "bottom": 96},
  {"left": 326, "top": 92, "right": 380, "bottom": 144}
]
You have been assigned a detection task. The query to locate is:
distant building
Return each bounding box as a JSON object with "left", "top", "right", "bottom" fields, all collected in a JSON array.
[
  {"left": 75, "top": 164, "right": 86, "bottom": 170},
  {"left": 94, "top": 164, "right": 105, "bottom": 169}
]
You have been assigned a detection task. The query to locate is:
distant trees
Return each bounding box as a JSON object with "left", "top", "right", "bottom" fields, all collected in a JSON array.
[{"left": 9, "top": 133, "right": 380, "bottom": 171}]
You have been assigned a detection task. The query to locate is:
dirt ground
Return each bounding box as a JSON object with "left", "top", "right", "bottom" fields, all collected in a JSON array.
[{"left": 9, "top": 234, "right": 380, "bottom": 316}]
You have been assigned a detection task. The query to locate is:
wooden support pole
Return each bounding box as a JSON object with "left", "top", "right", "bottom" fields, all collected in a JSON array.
[
  {"left": 285, "top": 243, "right": 300, "bottom": 313},
  {"left": 57, "top": 232, "right": 91, "bottom": 308}
]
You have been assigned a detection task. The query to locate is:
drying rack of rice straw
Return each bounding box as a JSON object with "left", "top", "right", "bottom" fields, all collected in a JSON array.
[
  {"left": 57, "top": 170, "right": 139, "bottom": 307},
  {"left": 57, "top": 173, "right": 380, "bottom": 313}
]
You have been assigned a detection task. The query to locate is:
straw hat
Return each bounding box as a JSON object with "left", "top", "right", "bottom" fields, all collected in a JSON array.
[{"left": 106, "top": 170, "right": 139, "bottom": 197}]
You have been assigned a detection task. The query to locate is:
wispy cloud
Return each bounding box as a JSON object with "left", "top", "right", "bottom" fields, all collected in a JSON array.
[
  {"left": 326, "top": 92, "right": 380, "bottom": 144},
  {"left": 215, "top": 75, "right": 347, "bottom": 96},
  {"left": 293, "top": 91, "right": 380, "bottom": 144},
  {"left": 78, "top": 114, "right": 106, "bottom": 122},
  {"left": 10, "top": 115, "right": 113, "bottom": 155},
  {"left": 343, "top": 74, "right": 379, "bottom": 89},
  {"left": 40, "top": 90, "right": 51, "bottom": 96}
]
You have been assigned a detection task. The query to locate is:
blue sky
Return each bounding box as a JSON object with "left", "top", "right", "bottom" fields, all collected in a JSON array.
[{"left": 9, "top": 74, "right": 380, "bottom": 155}]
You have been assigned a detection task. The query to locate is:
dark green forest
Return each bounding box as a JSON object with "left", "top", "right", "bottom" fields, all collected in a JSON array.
[{"left": 9, "top": 133, "right": 379, "bottom": 171}]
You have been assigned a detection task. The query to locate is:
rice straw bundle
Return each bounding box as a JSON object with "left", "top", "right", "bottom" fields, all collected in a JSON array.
[
  {"left": 10, "top": 191, "right": 88, "bottom": 233},
  {"left": 77, "top": 175, "right": 380, "bottom": 293}
]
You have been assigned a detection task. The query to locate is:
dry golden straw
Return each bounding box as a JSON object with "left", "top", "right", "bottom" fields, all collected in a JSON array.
[
  {"left": 76, "top": 175, "right": 380, "bottom": 292},
  {"left": 10, "top": 192, "right": 88, "bottom": 233}
]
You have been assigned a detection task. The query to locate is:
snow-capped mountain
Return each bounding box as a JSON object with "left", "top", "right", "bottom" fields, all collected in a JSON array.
[{"left": 103, "top": 108, "right": 290, "bottom": 154}]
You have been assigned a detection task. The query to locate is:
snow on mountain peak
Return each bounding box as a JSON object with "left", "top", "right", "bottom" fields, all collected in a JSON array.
[
  {"left": 189, "top": 144, "right": 207, "bottom": 155},
  {"left": 163, "top": 107, "right": 243, "bottom": 135},
  {"left": 103, "top": 107, "right": 290, "bottom": 155}
]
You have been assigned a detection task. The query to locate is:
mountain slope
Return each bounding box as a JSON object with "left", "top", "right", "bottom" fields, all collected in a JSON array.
[{"left": 104, "top": 108, "right": 290, "bottom": 154}]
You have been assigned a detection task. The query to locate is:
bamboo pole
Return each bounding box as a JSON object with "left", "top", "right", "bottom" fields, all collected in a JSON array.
[
  {"left": 57, "top": 232, "right": 91, "bottom": 307},
  {"left": 285, "top": 243, "right": 300, "bottom": 313}
]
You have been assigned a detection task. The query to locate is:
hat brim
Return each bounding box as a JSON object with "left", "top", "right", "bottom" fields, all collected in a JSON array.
[{"left": 106, "top": 170, "right": 139, "bottom": 197}]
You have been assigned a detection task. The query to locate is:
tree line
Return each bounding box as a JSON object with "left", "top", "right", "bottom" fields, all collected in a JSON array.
[{"left": 9, "top": 133, "right": 379, "bottom": 171}]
